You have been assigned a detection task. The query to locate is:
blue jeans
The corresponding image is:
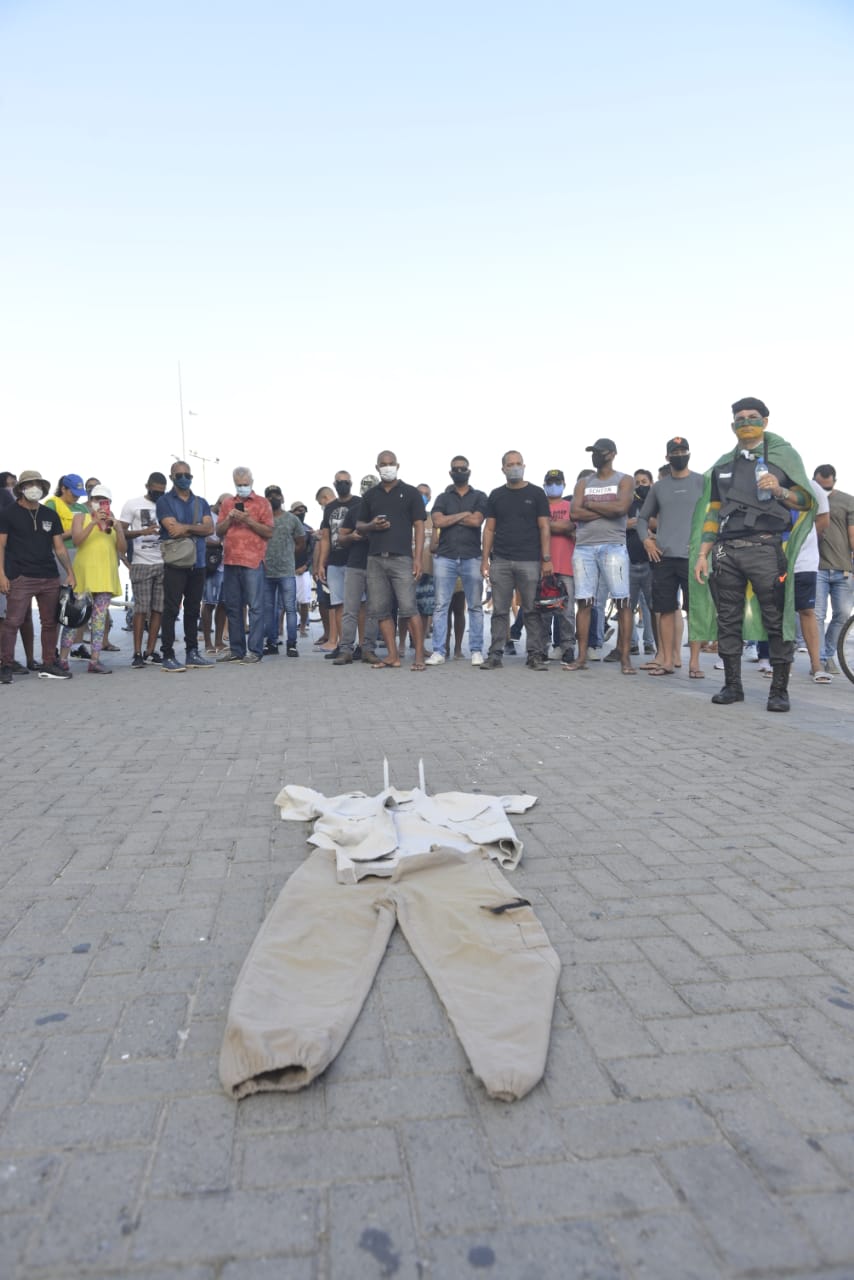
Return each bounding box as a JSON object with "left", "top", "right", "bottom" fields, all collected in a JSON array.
[
  {"left": 629, "top": 562, "right": 655, "bottom": 649},
  {"left": 432, "top": 557, "right": 484, "bottom": 656},
  {"left": 265, "top": 575, "right": 297, "bottom": 648},
  {"left": 223, "top": 564, "right": 266, "bottom": 658},
  {"left": 815, "top": 569, "right": 854, "bottom": 661}
]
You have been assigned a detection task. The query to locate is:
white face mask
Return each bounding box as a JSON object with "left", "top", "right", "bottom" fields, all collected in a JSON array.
[
  {"left": 235, "top": 484, "right": 252, "bottom": 498},
  {"left": 23, "top": 486, "right": 44, "bottom": 502},
  {"left": 378, "top": 465, "right": 398, "bottom": 482}
]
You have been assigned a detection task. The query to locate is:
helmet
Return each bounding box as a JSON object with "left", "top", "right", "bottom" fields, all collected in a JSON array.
[
  {"left": 57, "top": 586, "right": 93, "bottom": 629},
  {"left": 534, "top": 573, "right": 568, "bottom": 612}
]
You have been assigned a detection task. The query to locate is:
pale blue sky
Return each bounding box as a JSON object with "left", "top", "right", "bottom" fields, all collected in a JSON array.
[{"left": 1, "top": 0, "right": 852, "bottom": 508}]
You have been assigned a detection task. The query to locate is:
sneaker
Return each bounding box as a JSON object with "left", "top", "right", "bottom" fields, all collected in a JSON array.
[
  {"left": 425, "top": 652, "right": 445, "bottom": 666},
  {"left": 186, "top": 650, "right": 214, "bottom": 667},
  {"left": 561, "top": 649, "right": 576, "bottom": 664},
  {"left": 10, "top": 660, "right": 29, "bottom": 674},
  {"left": 87, "top": 661, "right": 112, "bottom": 674},
  {"left": 643, "top": 644, "right": 657, "bottom": 655},
  {"left": 479, "top": 656, "right": 504, "bottom": 670},
  {"left": 146, "top": 651, "right": 163, "bottom": 664},
  {"left": 324, "top": 647, "right": 341, "bottom": 660},
  {"left": 603, "top": 649, "right": 621, "bottom": 663},
  {"left": 1, "top": 666, "right": 13, "bottom": 684},
  {"left": 132, "top": 653, "right": 146, "bottom": 669},
  {"left": 352, "top": 645, "right": 362, "bottom": 662},
  {"left": 470, "top": 651, "right": 484, "bottom": 666},
  {"left": 217, "top": 649, "right": 243, "bottom": 662},
  {"left": 332, "top": 651, "right": 353, "bottom": 665},
  {"left": 824, "top": 657, "right": 841, "bottom": 676},
  {"left": 797, "top": 644, "right": 808, "bottom": 654},
  {"left": 70, "top": 645, "right": 91, "bottom": 660},
  {"left": 162, "top": 656, "right": 187, "bottom": 672},
  {"left": 548, "top": 645, "right": 562, "bottom": 660},
  {"left": 588, "top": 647, "right": 603, "bottom": 661},
  {"left": 37, "top": 661, "right": 73, "bottom": 680},
  {"left": 504, "top": 641, "right": 517, "bottom": 655},
  {"left": 362, "top": 650, "right": 383, "bottom": 665},
  {"left": 286, "top": 645, "right": 299, "bottom": 657},
  {"left": 239, "top": 652, "right": 262, "bottom": 664},
  {"left": 714, "top": 657, "right": 725, "bottom": 670},
  {"left": 264, "top": 642, "right": 280, "bottom": 656},
  {"left": 757, "top": 660, "right": 772, "bottom": 674},
  {"left": 603, "top": 625, "right": 615, "bottom": 642},
  {"left": 526, "top": 655, "right": 549, "bottom": 671}
]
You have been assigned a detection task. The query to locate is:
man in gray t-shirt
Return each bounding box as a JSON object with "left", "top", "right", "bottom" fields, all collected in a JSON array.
[{"left": 637, "top": 437, "right": 705, "bottom": 676}]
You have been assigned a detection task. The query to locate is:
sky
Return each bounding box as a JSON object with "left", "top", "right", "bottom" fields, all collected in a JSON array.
[{"left": 1, "top": 0, "right": 853, "bottom": 515}]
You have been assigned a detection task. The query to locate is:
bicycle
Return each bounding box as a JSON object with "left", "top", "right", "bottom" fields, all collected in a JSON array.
[{"left": 836, "top": 613, "right": 854, "bottom": 684}]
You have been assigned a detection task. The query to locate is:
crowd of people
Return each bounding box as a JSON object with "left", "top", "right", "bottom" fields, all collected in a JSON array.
[{"left": 2, "top": 397, "right": 853, "bottom": 710}]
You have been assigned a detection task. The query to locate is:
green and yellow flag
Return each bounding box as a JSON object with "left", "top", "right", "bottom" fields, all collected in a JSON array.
[{"left": 688, "top": 432, "right": 816, "bottom": 643}]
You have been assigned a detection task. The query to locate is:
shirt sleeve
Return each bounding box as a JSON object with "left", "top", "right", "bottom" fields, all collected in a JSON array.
[
  {"left": 432, "top": 494, "right": 449, "bottom": 517},
  {"left": 636, "top": 486, "right": 659, "bottom": 542},
  {"left": 409, "top": 488, "right": 426, "bottom": 523},
  {"left": 533, "top": 487, "right": 550, "bottom": 518},
  {"left": 473, "top": 490, "right": 489, "bottom": 515}
]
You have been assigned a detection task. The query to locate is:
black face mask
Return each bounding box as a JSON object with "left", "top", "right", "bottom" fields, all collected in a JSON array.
[
  {"left": 591, "top": 451, "right": 609, "bottom": 470},
  {"left": 668, "top": 455, "right": 690, "bottom": 470},
  {"left": 334, "top": 480, "right": 352, "bottom": 498},
  {"left": 269, "top": 497, "right": 283, "bottom": 511},
  {"left": 635, "top": 484, "right": 650, "bottom": 501},
  {"left": 147, "top": 491, "right": 165, "bottom": 504},
  {"left": 450, "top": 468, "right": 470, "bottom": 485}
]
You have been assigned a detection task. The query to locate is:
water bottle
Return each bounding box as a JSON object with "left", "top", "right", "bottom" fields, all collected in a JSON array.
[{"left": 755, "top": 458, "right": 772, "bottom": 501}]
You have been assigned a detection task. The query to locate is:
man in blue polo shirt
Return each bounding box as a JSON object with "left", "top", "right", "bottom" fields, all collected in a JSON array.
[{"left": 156, "top": 460, "right": 214, "bottom": 672}]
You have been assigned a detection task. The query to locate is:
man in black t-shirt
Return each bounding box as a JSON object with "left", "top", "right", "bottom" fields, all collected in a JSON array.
[
  {"left": 356, "top": 450, "right": 427, "bottom": 669},
  {"left": 0, "top": 469, "right": 77, "bottom": 682},
  {"left": 317, "top": 471, "right": 360, "bottom": 660},
  {"left": 333, "top": 474, "right": 380, "bottom": 665},
  {"left": 480, "top": 451, "right": 552, "bottom": 670}
]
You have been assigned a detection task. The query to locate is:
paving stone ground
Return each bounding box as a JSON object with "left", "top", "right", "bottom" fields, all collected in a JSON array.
[{"left": 2, "top": 612, "right": 854, "bottom": 1279}]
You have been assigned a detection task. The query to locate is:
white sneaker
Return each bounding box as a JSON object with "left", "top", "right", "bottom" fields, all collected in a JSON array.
[
  {"left": 714, "top": 658, "right": 725, "bottom": 669},
  {"left": 470, "top": 651, "right": 484, "bottom": 666},
  {"left": 425, "top": 652, "right": 445, "bottom": 666},
  {"left": 548, "top": 645, "right": 562, "bottom": 660},
  {"left": 757, "top": 660, "right": 772, "bottom": 673},
  {"left": 588, "top": 647, "right": 603, "bottom": 661}
]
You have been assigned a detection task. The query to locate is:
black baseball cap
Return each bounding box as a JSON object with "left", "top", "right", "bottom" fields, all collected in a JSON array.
[
  {"left": 265, "top": 484, "right": 283, "bottom": 497},
  {"left": 666, "top": 437, "right": 690, "bottom": 454},
  {"left": 544, "top": 469, "right": 565, "bottom": 484},
  {"left": 586, "top": 438, "right": 617, "bottom": 454}
]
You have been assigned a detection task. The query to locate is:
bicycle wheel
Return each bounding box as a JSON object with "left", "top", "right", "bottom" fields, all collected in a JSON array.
[{"left": 837, "top": 614, "right": 854, "bottom": 684}]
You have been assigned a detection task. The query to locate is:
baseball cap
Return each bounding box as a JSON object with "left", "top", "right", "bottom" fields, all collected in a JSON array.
[
  {"left": 62, "top": 473, "right": 87, "bottom": 498},
  {"left": 265, "top": 484, "right": 283, "bottom": 497},
  {"left": 543, "top": 469, "right": 565, "bottom": 484},
  {"left": 89, "top": 484, "right": 112, "bottom": 501},
  {"left": 585, "top": 438, "right": 617, "bottom": 454},
  {"left": 666, "top": 437, "right": 690, "bottom": 454}
]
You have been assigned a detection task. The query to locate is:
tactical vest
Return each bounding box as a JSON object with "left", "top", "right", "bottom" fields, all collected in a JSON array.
[{"left": 717, "top": 454, "right": 789, "bottom": 537}]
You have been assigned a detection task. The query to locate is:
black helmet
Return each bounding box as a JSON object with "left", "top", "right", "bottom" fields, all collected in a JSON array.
[
  {"left": 534, "top": 573, "right": 568, "bottom": 612},
  {"left": 57, "top": 586, "right": 93, "bottom": 629}
]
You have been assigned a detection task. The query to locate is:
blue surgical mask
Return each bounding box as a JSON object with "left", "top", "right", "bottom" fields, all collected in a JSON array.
[
  {"left": 174, "top": 474, "right": 192, "bottom": 491},
  {"left": 421, "top": 493, "right": 430, "bottom": 506},
  {"left": 235, "top": 484, "right": 252, "bottom": 499},
  {"left": 544, "top": 484, "right": 563, "bottom": 498}
]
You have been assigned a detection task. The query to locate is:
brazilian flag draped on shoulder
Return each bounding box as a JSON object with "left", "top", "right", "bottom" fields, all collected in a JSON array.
[{"left": 688, "top": 432, "right": 816, "bottom": 643}]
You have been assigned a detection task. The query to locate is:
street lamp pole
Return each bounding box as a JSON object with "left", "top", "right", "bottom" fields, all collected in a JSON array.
[
  {"left": 189, "top": 447, "right": 219, "bottom": 499},
  {"left": 178, "top": 361, "right": 186, "bottom": 459}
]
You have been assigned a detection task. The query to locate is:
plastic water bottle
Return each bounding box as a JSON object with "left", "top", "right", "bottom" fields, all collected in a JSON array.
[{"left": 755, "top": 458, "right": 772, "bottom": 501}]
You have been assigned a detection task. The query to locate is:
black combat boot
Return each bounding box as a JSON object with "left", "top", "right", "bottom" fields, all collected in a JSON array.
[
  {"left": 711, "top": 654, "right": 744, "bottom": 704},
  {"left": 766, "top": 662, "right": 791, "bottom": 712}
]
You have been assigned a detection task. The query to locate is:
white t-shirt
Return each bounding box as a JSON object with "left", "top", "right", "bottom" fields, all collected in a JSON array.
[
  {"left": 120, "top": 495, "right": 163, "bottom": 566},
  {"left": 794, "top": 479, "right": 829, "bottom": 574}
]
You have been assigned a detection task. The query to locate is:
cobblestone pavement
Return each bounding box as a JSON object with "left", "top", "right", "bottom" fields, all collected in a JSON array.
[{"left": 2, "top": 615, "right": 854, "bottom": 1279}]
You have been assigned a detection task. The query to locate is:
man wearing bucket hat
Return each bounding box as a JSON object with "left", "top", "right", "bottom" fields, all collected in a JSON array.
[{"left": 0, "top": 470, "right": 77, "bottom": 682}]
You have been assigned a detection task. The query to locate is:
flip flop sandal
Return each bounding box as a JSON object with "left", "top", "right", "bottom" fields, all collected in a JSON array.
[
  {"left": 647, "top": 666, "right": 675, "bottom": 676},
  {"left": 370, "top": 659, "right": 401, "bottom": 669},
  {"left": 813, "top": 670, "right": 833, "bottom": 683},
  {"left": 688, "top": 669, "right": 705, "bottom": 679},
  {"left": 638, "top": 660, "right": 662, "bottom": 670}
]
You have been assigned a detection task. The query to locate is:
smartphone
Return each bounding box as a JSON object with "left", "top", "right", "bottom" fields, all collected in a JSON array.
[{"left": 235, "top": 502, "right": 245, "bottom": 512}]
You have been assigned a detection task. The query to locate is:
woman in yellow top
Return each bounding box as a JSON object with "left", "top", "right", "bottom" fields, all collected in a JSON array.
[
  {"left": 44, "top": 474, "right": 89, "bottom": 553},
  {"left": 70, "top": 484, "right": 126, "bottom": 674}
]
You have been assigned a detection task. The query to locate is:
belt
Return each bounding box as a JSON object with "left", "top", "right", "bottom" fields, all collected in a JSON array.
[
  {"left": 720, "top": 535, "right": 782, "bottom": 548},
  {"left": 372, "top": 552, "right": 406, "bottom": 559}
]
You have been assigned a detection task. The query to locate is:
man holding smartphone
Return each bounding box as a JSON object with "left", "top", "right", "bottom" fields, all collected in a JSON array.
[{"left": 217, "top": 466, "right": 274, "bottom": 665}]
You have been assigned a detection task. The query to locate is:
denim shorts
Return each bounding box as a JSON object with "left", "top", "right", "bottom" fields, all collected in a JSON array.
[
  {"left": 573, "top": 543, "right": 630, "bottom": 602},
  {"left": 326, "top": 563, "right": 346, "bottom": 607},
  {"left": 794, "top": 570, "right": 817, "bottom": 612}
]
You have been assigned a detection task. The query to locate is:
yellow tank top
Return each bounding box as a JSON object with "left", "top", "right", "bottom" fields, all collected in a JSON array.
[{"left": 72, "top": 514, "right": 121, "bottom": 596}]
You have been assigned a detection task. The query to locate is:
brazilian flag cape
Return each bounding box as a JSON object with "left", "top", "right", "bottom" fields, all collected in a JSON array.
[{"left": 688, "top": 432, "right": 816, "bottom": 643}]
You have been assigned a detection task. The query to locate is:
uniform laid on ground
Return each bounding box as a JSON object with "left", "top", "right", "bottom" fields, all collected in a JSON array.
[{"left": 220, "top": 766, "right": 560, "bottom": 1103}]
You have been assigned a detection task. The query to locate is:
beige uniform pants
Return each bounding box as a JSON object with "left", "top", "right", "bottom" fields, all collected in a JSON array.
[{"left": 220, "top": 845, "right": 560, "bottom": 1102}]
